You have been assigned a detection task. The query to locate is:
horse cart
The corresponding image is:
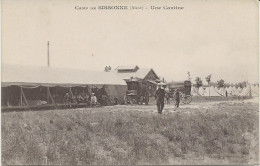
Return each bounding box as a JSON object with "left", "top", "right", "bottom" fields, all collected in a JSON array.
[
  {"left": 166, "top": 80, "right": 192, "bottom": 104},
  {"left": 124, "top": 78, "right": 150, "bottom": 105}
]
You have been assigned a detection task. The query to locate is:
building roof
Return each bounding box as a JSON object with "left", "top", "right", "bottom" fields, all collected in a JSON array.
[
  {"left": 114, "top": 68, "right": 158, "bottom": 80},
  {"left": 115, "top": 65, "right": 139, "bottom": 71},
  {"left": 2, "top": 64, "right": 126, "bottom": 87}
]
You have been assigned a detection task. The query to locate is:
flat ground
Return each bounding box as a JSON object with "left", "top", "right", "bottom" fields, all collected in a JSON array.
[{"left": 2, "top": 97, "right": 259, "bottom": 165}]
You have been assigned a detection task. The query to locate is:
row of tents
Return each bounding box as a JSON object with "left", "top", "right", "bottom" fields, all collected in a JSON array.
[{"left": 191, "top": 85, "right": 259, "bottom": 97}]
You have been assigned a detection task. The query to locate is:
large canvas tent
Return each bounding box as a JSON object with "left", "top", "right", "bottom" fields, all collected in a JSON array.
[{"left": 2, "top": 64, "right": 127, "bottom": 109}]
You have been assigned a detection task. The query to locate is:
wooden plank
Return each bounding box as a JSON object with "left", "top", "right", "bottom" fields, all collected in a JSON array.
[
  {"left": 57, "top": 103, "right": 77, "bottom": 106},
  {"left": 47, "top": 88, "right": 57, "bottom": 109},
  {"left": 47, "top": 87, "right": 50, "bottom": 104},
  {"left": 2, "top": 106, "right": 27, "bottom": 110},
  {"left": 29, "top": 104, "right": 56, "bottom": 109}
]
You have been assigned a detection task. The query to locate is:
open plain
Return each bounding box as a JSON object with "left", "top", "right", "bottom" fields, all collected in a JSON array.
[{"left": 2, "top": 97, "right": 259, "bottom": 165}]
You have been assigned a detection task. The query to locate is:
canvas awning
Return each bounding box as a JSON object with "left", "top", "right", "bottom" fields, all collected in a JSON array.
[{"left": 2, "top": 64, "right": 126, "bottom": 88}]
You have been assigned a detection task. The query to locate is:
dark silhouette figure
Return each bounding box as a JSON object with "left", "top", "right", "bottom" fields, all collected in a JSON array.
[
  {"left": 174, "top": 89, "right": 180, "bottom": 108},
  {"left": 155, "top": 85, "right": 165, "bottom": 114}
]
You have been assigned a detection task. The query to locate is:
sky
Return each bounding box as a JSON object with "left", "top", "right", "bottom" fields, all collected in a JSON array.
[{"left": 2, "top": 0, "right": 259, "bottom": 84}]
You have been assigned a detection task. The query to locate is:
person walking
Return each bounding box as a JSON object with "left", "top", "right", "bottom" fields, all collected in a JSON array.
[
  {"left": 174, "top": 89, "right": 180, "bottom": 108},
  {"left": 155, "top": 85, "right": 165, "bottom": 114}
]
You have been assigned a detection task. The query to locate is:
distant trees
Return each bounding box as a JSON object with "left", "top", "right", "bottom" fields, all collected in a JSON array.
[
  {"left": 224, "top": 81, "right": 247, "bottom": 88},
  {"left": 195, "top": 77, "right": 203, "bottom": 89},
  {"left": 217, "top": 79, "right": 225, "bottom": 88},
  {"left": 205, "top": 74, "right": 212, "bottom": 84},
  {"left": 235, "top": 81, "right": 247, "bottom": 88}
]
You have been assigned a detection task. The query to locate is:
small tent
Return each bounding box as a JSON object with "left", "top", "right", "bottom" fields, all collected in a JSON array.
[
  {"left": 203, "top": 86, "right": 222, "bottom": 96},
  {"left": 240, "top": 86, "right": 251, "bottom": 96},
  {"left": 191, "top": 86, "right": 201, "bottom": 96},
  {"left": 237, "top": 87, "right": 243, "bottom": 94},
  {"left": 251, "top": 85, "right": 259, "bottom": 96},
  {"left": 198, "top": 87, "right": 206, "bottom": 95}
]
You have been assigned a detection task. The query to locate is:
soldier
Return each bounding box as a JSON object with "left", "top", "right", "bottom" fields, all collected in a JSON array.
[
  {"left": 90, "top": 93, "right": 98, "bottom": 107},
  {"left": 174, "top": 89, "right": 180, "bottom": 108},
  {"left": 155, "top": 84, "right": 165, "bottom": 114},
  {"left": 63, "top": 93, "right": 70, "bottom": 103}
]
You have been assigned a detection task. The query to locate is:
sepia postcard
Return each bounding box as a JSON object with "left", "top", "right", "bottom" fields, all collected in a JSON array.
[{"left": 1, "top": 0, "right": 259, "bottom": 165}]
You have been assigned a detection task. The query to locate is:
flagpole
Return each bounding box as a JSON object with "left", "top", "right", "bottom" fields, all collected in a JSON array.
[{"left": 47, "top": 41, "right": 50, "bottom": 67}]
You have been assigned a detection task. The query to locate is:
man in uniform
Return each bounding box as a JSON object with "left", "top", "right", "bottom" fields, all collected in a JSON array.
[
  {"left": 155, "top": 84, "right": 165, "bottom": 114},
  {"left": 90, "top": 93, "right": 98, "bottom": 107},
  {"left": 63, "top": 93, "right": 70, "bottom": 103}
]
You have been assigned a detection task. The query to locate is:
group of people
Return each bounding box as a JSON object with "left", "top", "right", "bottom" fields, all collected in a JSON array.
[
  {"left": 63, "top": 91, "right": 99, "bottom": 107},
  {"left": 155, "top": 84, "right": 180, "bottom": 114}
]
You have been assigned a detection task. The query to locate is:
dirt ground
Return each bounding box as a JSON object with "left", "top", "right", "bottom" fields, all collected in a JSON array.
[{"left": 88, "top": 96, "right": 259, "bottom": 114}]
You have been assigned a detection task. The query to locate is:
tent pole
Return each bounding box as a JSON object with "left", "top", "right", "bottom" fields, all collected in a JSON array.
[
  {"left": 47, "top": 87, "right": 50, "bottom": 104},
  {"left": 69, "top": 87, "right": 73, "bottom": 97},
  {"left": 69, "top": 87, "right": 73, "bottom": 107},
  {"left": 20, "top": 87, "right": 23, "bottom": 106},
  {"left": 21, "top": 88, "right": 29, "bottom": 106},
  {"left": 48, "top": 88, "right": 57, "bottom": 109}
]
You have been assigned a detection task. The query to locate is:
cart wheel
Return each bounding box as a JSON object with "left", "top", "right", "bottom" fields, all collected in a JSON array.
[
  {"left": 138, "top": 96, "right": 143, "bottom": 105},
  {"left": 172, "top": 98, "right": 177, "bottom": 105},
  {"left": 182, "top": 95, "right": 192, "bottom": 104},
  {"left": 130, "top": 99, "right": 134, "bottom": 105}
]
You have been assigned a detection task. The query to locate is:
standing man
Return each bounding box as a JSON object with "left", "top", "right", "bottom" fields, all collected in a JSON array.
[
  {"left": 155, "top": 84, "right": 165, "bottom": 114},
  {"left": 174, "top": 89, "right": 180, "bottom": 108},
  {"left": 90, "top": 93, "right": 98, "bottom": 107}
]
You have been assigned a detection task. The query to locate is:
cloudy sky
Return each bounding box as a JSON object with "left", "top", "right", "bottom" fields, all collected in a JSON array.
[{"left": 2, "top": 0, "right": 259, "bottom": 84}]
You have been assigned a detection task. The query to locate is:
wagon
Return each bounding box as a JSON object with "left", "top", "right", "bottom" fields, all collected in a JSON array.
[
  {"left": 124, "top": 78, "right": 150, "bottom": 105},
  {"left": 166, "top": 80, "right": 192, "bottom": 104}
]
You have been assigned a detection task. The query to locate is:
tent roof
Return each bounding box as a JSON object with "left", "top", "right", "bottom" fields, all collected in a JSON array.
[{"left": 2, "top": 64, "right": 126, "bottom": 87}]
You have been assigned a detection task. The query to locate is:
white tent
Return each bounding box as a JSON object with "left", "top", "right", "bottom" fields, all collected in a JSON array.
[
  {"left": 191, "top": 86, "right": 200, "bottom": 96},
  {"left": 233, "top": 87, "right": 240, "bottom": 96},
  {"left": 216, "top": 87, "right": 225, "bottom": 96},
  {"left": 251, "top": 85, "right": 259, "bottom": 96},
  {"left": 240, "top": 86, "right": 251, "bottom": 96},
  {"left": 202, "top": 87, "right": 209, "bottom": 96},
  {"left": 226, "top": 87, "right": 232, "bottom": 94},
  {"left": 203, "top": 86, "right": 222, "bottom": 96},
  {"left": 198, "top": 87, "right": 206, "bottom": 95},
  {"left": 237, "top": 87, "right": 243, "bottom": 93}
]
